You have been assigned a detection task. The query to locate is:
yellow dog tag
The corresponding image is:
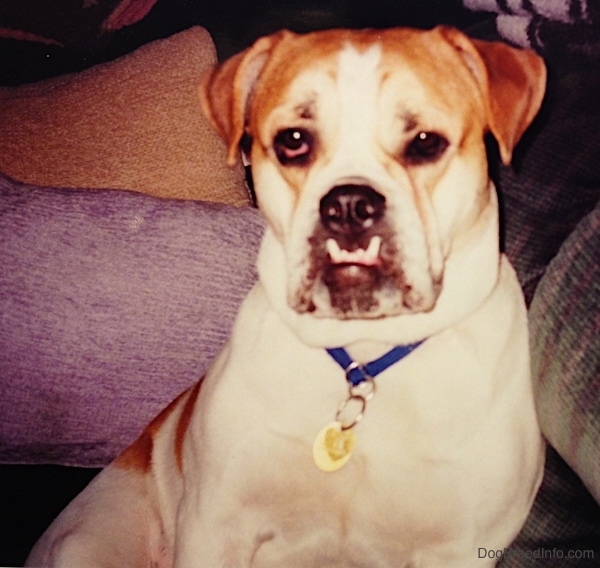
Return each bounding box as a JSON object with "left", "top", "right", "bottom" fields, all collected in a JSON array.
[{"left": 312, "top": 421, "right": 355, "bottom": 472}]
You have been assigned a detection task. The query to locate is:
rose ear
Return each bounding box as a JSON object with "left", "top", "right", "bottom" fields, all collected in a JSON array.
[
  {"left": 436, "top": 26, "right": 547, "bottom": 164},
  {"left": 199, "top": 31, "right": 292, "bottom": 165}
]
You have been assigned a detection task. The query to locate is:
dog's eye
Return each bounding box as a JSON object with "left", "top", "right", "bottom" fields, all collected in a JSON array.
[
  {"left": 404, "top": 131, "right": 448, "bottom": 164},
  {"left": 274, "top": 128, "right": 314, "bottom": 166}
]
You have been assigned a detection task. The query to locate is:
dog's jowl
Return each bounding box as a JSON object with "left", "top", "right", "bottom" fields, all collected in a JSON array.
[{"left": 28, "top": 26, "right": 547, "bottom": 568}]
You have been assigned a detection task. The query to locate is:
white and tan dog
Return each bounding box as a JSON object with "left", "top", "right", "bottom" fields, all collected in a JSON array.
[{"left": 28, "top": 26, "right": 547, "bottom": 567}]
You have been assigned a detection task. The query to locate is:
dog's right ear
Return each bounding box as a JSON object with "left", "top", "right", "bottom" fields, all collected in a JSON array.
[{"left": 200, "top": 31, "right": 291, "bottom": 166}]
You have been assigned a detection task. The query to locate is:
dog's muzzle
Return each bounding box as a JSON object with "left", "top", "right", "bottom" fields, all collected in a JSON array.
[
  {"left": 292, "top": 183, "right": 402, "bottom": 318},
  {"left": 290, "top": 180, "right": 441, "bottom": 319}
]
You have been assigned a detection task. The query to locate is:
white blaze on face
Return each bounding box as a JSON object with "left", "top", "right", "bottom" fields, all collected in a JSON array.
[{"left": 332, "top": 43, "right": 383, "bottom": 175}]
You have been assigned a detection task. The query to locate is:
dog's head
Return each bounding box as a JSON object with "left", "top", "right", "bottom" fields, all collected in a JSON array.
[{"left": 201, "top": 27, "right": 545, "bottom": 340}]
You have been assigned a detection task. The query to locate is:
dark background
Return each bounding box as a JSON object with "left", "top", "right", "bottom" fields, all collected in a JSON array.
[{"left": 0, "top": 0, "right": 487, "bottom": 85}]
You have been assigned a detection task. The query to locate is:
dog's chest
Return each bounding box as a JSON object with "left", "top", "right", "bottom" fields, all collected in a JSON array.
[{"left": 195, "top": 340, "right": 483, "bottom": 566}]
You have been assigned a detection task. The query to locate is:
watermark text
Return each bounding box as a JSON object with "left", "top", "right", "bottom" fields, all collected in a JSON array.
[{"left": 478, "top": 546, "right": 595, "bottom": 562}]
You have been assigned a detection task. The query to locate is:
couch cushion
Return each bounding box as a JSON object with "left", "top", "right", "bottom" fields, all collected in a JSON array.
[
  {"left": 529, "top": 203, "right": 600, "bottom": 504},
  {"left": 0, "top": 174, "right": 264, "bottom": 467},
  {"left": 0, "top": 26, "right": 250, "bottom": 206}
]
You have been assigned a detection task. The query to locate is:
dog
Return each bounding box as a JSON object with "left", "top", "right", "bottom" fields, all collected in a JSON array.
[{"left": 27, "top": 26, "right": 547, "bottom": 567}]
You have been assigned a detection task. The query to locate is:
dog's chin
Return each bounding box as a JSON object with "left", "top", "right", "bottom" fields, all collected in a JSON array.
[
  {"left": 321, "top": 263, "right": 387, "bottom": 318},
  {"left": 291, "top": 262, "right": 440, "bottom": 320}
]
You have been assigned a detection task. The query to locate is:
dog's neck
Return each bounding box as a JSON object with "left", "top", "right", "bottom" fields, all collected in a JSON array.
[{"left": 257, "top": 187, "right": 502, "bottom": 358}]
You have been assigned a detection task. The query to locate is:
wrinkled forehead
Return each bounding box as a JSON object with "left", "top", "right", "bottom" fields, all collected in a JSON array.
[{"left": 251, "top": 37, "right": 481, "bottom": 133}]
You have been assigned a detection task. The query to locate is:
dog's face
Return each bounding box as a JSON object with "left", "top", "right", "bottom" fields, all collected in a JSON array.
[
  {"left": 247, "top": 33, "right": 489, "bottom": 320},
  {"left": 201, "top": 27, "right": 545, "bottom": 323}
]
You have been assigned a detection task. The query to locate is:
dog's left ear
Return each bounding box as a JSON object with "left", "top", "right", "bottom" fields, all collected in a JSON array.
[
  {"left": 437, "top": 26, "right": 547, "bottom": 164},
  {"left": 200, "top": 31, "right": 292, "bottom": 165}
]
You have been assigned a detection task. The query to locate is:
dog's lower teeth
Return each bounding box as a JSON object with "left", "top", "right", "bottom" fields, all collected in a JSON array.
[{"left": 326, "top": 236, "right": 381, "bottom": 265}]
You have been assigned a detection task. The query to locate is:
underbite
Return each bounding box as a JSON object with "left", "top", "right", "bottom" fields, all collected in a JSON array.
[
  {"left": 322, "top": 234, "right": 386, "bottom": 292},
  {"left": 325, "top": 235, "right": 382, "bottom": 267}
]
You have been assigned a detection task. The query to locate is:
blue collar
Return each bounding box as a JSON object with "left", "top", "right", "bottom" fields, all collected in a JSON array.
[{"left": 326, "top": 341, "right": 425, "bottom": 387}]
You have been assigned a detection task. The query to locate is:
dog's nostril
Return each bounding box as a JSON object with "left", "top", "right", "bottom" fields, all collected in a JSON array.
[{"left": 320, "top": 185, "right": 385, "bottom": 235}]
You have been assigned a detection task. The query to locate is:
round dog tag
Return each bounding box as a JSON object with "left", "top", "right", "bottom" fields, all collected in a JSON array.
[{"left": 312, "top": 421, "right": 356, "bottom": 472}]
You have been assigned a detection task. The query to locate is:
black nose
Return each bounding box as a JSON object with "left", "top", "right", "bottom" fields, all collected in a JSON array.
[{"left": 319, "top": 185, "right": 385, "bottom": 236}]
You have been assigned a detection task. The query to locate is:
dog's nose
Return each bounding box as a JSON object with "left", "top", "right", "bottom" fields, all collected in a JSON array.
[{"left": 319, "top": 185, "right": 385, "bottom": 236}]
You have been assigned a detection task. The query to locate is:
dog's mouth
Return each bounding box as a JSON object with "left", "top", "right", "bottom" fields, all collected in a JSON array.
[
  {"left": 323, "top": 235, "right": 383, "bottom": 288},
  {"left": 294, "top": 225, "right": 415, "bottom": 319},
  {"left": 314, "top": 228, "right": 410, "bottom": 318}
]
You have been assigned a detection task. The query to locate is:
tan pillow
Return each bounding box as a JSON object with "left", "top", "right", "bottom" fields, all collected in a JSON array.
[{"left": 0, "top": 27, "right": 250, "bottom": 206}]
